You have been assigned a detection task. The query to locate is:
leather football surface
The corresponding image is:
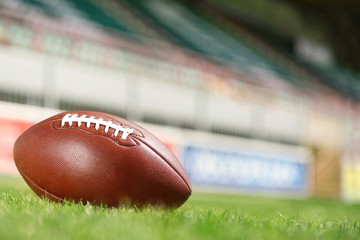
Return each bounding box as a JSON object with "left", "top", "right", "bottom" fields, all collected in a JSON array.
[{"left": 13, "top": 111, "right": 192, "bottom": 208}]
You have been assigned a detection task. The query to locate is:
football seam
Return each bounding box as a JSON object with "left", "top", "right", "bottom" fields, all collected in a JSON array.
[
  {"left": 134, "top": 137, "right": 192, "bottom": 193},
  {"left": 18, "top": 168, "right": 64, "bottom": 202}
]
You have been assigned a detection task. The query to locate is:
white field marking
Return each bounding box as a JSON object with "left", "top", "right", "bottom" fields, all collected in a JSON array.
[{"left": 61, "top": 113, "right": 134, "bottom": 140}]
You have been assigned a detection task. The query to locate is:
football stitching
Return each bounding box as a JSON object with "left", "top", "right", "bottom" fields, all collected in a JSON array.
[
  {"left": 61, "top": 113, "right": 134, "bottom": 140},
  {"left": 68, "top": 111, "right": 141, "bottom": 136}
]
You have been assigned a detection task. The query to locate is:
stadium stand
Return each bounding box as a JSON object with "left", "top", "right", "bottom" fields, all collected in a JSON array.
[
  {"left": 9, "top": 0, "right": 132, "bottom": 36},
  {"left": 90, "top": 0, "right": 167, "bottom": 41},
  {"left": 61, "top": 0, "right": 131, "bottom": 33},
  {"left": 1, "top": 0, "right": 355, "bottom": 110},
  {"left": 0, "top": 0, "right": 352, "bottom": 119},
  {"left": 122, "top": 0, "right": 321, "bottom": 90},
  {"left": 0, "top": 2, "right": 354, "bottom": 114},
  {"left": 304, "top": 63, "right": 360, "bottom": 99},
  {"left": 3, "top": 0, "right": 352, "bottom": 101},
  {"left": 193, "top": 0, "right": 360, "bottom": 101},
  {"left": 20, "top": 0, "right": 57, "bottom": 14}
]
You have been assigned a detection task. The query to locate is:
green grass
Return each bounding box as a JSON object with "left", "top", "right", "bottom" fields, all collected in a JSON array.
[{"left": 0, "top": 176, "right": 360, "bottom": 240}]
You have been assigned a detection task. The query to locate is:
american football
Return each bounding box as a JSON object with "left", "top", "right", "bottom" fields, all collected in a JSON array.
[{"left": 13, "top": 111, "right": 192, "bottom": 208}]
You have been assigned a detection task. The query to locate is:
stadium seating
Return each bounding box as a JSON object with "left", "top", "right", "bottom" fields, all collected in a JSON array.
[
  {"left": 121, "top": 0, "right": 337, "bottom": 93},
  {"left": 90, "top": 0, "right": 166, "bottom": 41},
  {"left": 62, "top": 0, "right": 130, "bottom": 33},
  {"left": 307, "top": 63, "right": 360, "bottom": 100},
  {"left": 0, "top": 0, "right": 358, "bottom": 125},
  {"left": 8, "top": 0, "right": 358, "bottom": 100},
  {"left": 20, "top": 0, "right": 57, "bottom": 14},
  {"left": 191, "top": 1, "right": 360, "bottom": 99},
  {"left": 17, "top": 0, "right": 131, "bottom": 33}
]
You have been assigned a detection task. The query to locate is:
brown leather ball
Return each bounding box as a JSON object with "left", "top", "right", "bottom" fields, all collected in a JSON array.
[{"left": 13, "top": 111, "right": 191, "bottom": 208}]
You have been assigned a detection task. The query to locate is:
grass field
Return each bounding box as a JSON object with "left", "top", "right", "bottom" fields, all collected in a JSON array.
[{"left": 0, "top": 176, "right": 360, "bottom": 240}]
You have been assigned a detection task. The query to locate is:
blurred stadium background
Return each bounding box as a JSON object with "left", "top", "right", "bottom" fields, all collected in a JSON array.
[{"left": 0, "top": 0, "right": 359, "bottom": 201}]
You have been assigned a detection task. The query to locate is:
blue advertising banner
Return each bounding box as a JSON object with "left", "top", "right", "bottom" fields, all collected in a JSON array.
[{"left": 183, "top": 145, "right": 307, "bottom": 191}]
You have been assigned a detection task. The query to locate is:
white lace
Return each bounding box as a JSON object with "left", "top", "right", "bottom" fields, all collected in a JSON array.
[{"left": 61, "top": 113, "right": 134, "bottom": 140}]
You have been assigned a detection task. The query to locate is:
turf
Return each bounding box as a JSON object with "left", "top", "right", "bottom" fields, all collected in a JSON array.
[{"left": 0, "top": 176, "right": 360, "bottom": 240}]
